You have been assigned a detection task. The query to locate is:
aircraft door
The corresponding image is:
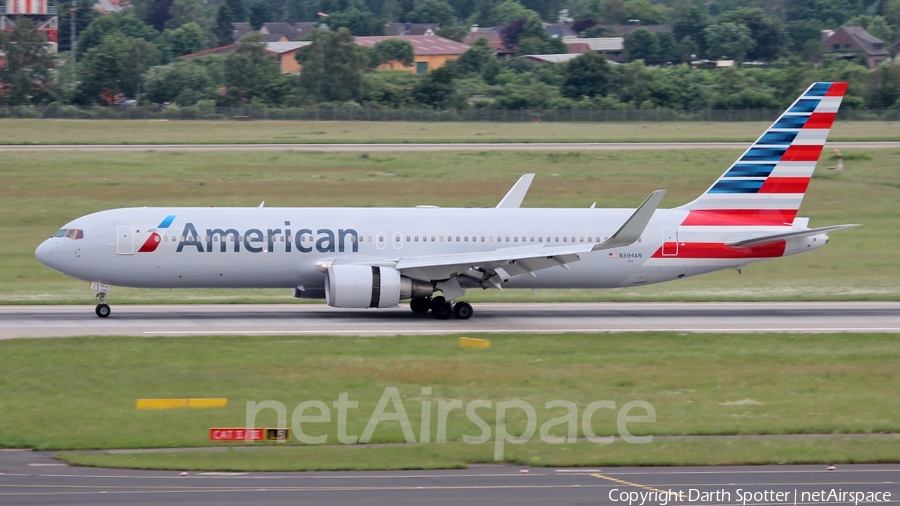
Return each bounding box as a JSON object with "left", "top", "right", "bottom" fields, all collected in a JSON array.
[
  {"left": 117, "top": 226, "right": 134, "bottom": 255},
  {"left": 661, "top": 227, "right": 678, "bottom": 256}
]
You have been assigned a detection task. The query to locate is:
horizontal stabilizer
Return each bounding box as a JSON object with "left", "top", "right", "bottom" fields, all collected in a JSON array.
[
  {"left": 725, "top": 224, "right": 860, "bottom": 248},
  {"left": 496, "top": 174, "right": 535, "bottom": 208},
  {"left": 593, "top": 190, "right": 666, "bottom": 251}
]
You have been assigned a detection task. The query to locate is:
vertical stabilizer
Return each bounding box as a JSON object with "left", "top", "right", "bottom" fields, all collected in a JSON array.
[{"left": 678, "top": 82, "right": 847, "bottom": 226}]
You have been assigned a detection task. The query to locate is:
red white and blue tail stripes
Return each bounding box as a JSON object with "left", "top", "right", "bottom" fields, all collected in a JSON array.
[{"left": 678, "top": 82, "right": 847, "bottom": 226}]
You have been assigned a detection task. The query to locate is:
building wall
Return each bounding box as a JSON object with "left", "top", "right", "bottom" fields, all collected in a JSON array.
[
  {"left": 824, "top": 29, "right": 888, "bottom": 67},
  {"left": 375, "top": 54, "right": 462, "bottom": 74},
  {"left": 277, "top": 50, "right": 302, "bottom": 73}
]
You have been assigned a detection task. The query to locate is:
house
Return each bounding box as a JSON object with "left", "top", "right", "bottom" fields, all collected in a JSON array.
[
  {"left": 543, "top": 23, "right": 576, "bottom": 39},
  {"left": 354, "top": 35, "right": 469, "bottom": 74},
  {"left": 92, "top": 0, "right": 129, "bottom": 14},
  {"left": 823, "top": 25, "right": 889, "bottom": 67},
  {"left": 564, "top": 37, "right": 624, "bottom": 62},
  {"left": 384, "top": 22, "right": 438, "bottom": 36},
  {"left": 525, "top": 53, "right": 580, "bottom": 65},
  {"left": 463, "top": 26, "right": 513, "bottom": 57},
  {"left": 232, "top": 21, "right": 319, "bottom": 42},
  {"left": 600, "top": 24, "right": 670, "bottom": 37},
  {"left": 180, "top": 41, "right": 311, "bottom": 73}
]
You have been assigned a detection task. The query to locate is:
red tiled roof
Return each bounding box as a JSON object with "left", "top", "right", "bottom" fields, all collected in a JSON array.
[{"left": 354, "top": 35, "right": 469, "bottom": 56}]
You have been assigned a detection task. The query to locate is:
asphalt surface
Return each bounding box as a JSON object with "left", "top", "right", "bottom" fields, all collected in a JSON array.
[
  {"left": 1, "top": 450, "right": 897, "bottom": 505},
  {"left": 1, "top": 141, "right": 899, "bottom": 151},
  {"left": 1, "top": 302, "right": 899, "bottom": 339}
]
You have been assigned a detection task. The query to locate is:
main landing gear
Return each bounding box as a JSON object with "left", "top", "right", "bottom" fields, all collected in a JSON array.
[
  {"left": 91, "top": 282, "right": 111, "bottom": 318},
  {"left": 409, "top": 296, "right": 473, "bottom": 320}
]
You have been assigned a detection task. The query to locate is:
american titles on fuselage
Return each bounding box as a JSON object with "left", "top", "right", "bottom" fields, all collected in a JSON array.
[{"left": 174, "top": 222, "right": 359, "bottom": 254}]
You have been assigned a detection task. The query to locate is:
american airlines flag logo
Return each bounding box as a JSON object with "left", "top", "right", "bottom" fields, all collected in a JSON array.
[{"left": 608, "top": 253, "right": 618, "bottom": 258}]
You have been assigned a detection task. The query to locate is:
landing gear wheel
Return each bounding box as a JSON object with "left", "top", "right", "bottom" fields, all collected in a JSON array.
[
  {"left": 432, "top": 302, "right": 452, "bottom": 320},
  {"left": 410, "top": 297, "right": 431, "bottom": 314},
  {"left": 453, "top": 302, "right": 473, "bottom": 320},
  {"left": 430, "top": 296, "right": 446, "bottom": 312},
  {"left": 95, "top": 303, "right": 111, "bottom": 318}
]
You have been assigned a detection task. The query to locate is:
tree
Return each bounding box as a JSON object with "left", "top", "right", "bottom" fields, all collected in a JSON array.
[
  {"left": 500, "top": 17, "right": 527, "bottom": 52},
  {"left": 624, "top": 0, "right": 668, "bottom": 25},
  {"left": 227, "top": 0, "right": 247, "bottom": 22},
  {"left": 655, "top": 31, "right": 678, "bottom": 63},
  {"left": 677, "top": 35, "right": 697, "bottom": 63},
  {"left": 671, "top": 5, "right": 708, "bottom": 53},
  {"left": 79, "top": 32, "right": 162, "bottom": 102},
  {"left": 561, "top": 50, "right": 608, "bottom": 99},
  {"left": 409, "top": 0, "right": 456, "bottom": 25},
  {"left": 284, "top": 0, "right": 318, "bottom": 21},
  {"left": 164, "top": 22, "right": 207, "bottom": 56},
  {"left": 846, "top": 15, "right": 894, "bottom": 44},
  {"left": 144, "top": 0, "right": 175, "bottom": 31},
  {"left": 618, "top": 60, "right": 652, "bottom": 105},
  {"left": 297, "top": 28, "right": 368, "bottom": 102},
  {"left": 214, "top": 5, "right": 236, "bottom": 46},
  {"left": 482, "top": 0, "right": 539, "bottom": 26},
  {"left": 369, "top": 38, "right": 415, "bottom": 68},
  {"left": 867, "top": 64, "right": 900, "bottom": 108},
  {"left": 165, "top": 0, "right": 205, "bottom": 29},
  {"left": 785, "top": 20, "right": 822, "bottom": 61},
  {"left": 0, "top": 18, "right": 54, "bottom": 105},
  {"left": 703, "top": 22, "right": 755, "bottom": 62},
  {"left": 456, "top": 35, "right": 494, "bottom": 75},
  {"left": 412, "top": 61, "right": 459, "bottom": 107},
  {"left": 143, "top": 60, "right": 214, "bottom": 104},
  {"left": 327, "top": 6, "right": 384, "bottom": 35},
  {"left": 77, "top": 13, "right": 160, "bottom": 59},
  {"left": 719, "top": 8, "right": 783, "bottom": 61},
  {"left": 624, "top": 27, "right": 659, "bottom": 63},
  {"left": 599, "top": 0, "right": 626, "bottom": 25},
  {"left": 223, "top": 33, "right": 290, "bottom": 104},
  {"left": 249, "top": 0, "right": 273, "bottom": 29},
  {"left": 55, "top": 0, "right": 98, "bottom": 53}
]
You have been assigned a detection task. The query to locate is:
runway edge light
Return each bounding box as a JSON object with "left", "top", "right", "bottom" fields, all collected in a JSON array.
[{"left": 460, "top": 337, "right": 490, "bottom": 348}]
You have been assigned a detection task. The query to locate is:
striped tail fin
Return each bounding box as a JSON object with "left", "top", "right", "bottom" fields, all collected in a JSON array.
[{"left": 678, "top": 82, "right": 847, "bottom": 226}]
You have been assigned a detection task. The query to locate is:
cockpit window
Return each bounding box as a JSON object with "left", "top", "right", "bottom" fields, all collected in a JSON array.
[
  {"left": 59, "top": 229, "right": 83, "bottom": 240},
  {"left": 54, "top": 229, "right": 67, "bottom": 237}
]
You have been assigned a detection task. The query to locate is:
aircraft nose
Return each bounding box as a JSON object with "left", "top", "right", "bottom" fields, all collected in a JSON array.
[{"left": 35, "top": 239, "right": 57, "bottom": 268}]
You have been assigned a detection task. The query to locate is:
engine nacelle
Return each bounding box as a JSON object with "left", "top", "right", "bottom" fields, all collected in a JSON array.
[{"left": 325, "top": 265, "right": 432, "bottom": 308}]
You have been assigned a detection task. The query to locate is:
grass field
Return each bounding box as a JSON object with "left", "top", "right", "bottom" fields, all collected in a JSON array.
[
  {"left": 1, "top": 119, "right": 900, "bottom": 144},
  {"left": 2, "top": 148, "right": 898, "bottom": 304},
  {"left": 57, "top": 438, "right": 900, "bottom": 471},
  {"left": 1, "top": 332, "right": 898, "bottom": 469}
]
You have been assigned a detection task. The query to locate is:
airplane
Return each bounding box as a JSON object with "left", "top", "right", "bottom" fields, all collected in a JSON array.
[{"left": 35, "top": 82, "right": 858, "bottom": 320}]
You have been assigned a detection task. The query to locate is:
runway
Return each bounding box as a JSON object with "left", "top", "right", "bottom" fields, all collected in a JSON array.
[
  {"left": 2, "top": 302, "right": 899, "bottom": 339},
  {"left": 0, "top": 141, "right": 899, "bottom": 151},
  {"left": 1, "top": 450, "right": 896, "bottom": 505}
]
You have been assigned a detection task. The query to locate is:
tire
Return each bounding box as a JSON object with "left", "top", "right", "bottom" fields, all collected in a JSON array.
[
  {"left": 95, "top": 304, "right": 111, "bottom": 318},
  {"left": 432, "top": 303, "right": 452, "bottom": 320},
  {"left": 410, "top": 297, "right": 431, "bottom": 314},
  {"left": 430, "top": 296, "right": 446, "bottom": 312},
  {"left": 453, "top": 302, "right": 473, "bottom": 320}
]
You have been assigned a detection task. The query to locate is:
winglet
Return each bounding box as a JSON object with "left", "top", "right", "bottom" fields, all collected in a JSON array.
[
  {"left": 593, "top": 190, "right": 666, "bottom": 251},
  {"left": 496, "top": 174, "right": 535, "bottom": 208}
]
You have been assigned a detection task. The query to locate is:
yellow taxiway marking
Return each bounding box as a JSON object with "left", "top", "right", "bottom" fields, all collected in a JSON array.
[{"left": 591, "top": 473, "right": 685, "bottom": 499}]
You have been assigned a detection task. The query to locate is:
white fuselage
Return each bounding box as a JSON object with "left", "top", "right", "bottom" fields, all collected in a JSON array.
[{"left": 34, "top": 206, "right": 827, "bottom": 298}]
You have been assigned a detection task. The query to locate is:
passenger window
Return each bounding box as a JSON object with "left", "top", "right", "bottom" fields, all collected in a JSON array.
[
  {"left": 530, "top": 237, "right": 534, "bottom": 242},
  {"left": 514, "top": 237, "right": 518, "bottom": 242},
  {"left": 213, "top": 235, "right": 219, "bottom": 242},
  {"left": 555, "top": 237, "right": 559, "bottom": 242},
  {"left": 456, "top": 236, "right": 460, "bottom": 242},
  {"left": 431, "top": 236, "right": 435, "bottom": 242},
  {"left": 588, "top": 237, "right": 592, "bottom": 242},
  {"left": 505, "top": 237, "right": 509, "bottom": 242},
  {"left": 280, "top": 236, "right": 285, "bottom": 242},
  {"left": 163, "top": 236, "right": 168, "bottom": 242},
  {"left": 539, "top": 237, "right": 543, "bottom": 242},
  {"left": 415, "top": 236, "right": 419, "bottom": 242},
  {"left": 571, "top": 237, "right": 575, "bottom": 242},
  {"left": 563, "top": 237, "right": 567, "bottom": 242},
  {"left": 440, "top": 236, "right": 444, "bottom": 242}
]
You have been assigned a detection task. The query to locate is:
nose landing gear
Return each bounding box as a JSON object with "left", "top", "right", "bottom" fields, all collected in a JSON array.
[{"left": 91, "top": 282, "right": 111, "bottom": 318}]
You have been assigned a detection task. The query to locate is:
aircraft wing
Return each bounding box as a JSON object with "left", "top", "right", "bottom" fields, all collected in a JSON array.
[
  {"left": 725, "top": 224, "right": 860, "bottom": 248},
  {"left": 395, "top": 190, "right": 665, "bottom": 284},
  {"left": 496, "top": 174, "right": 535, "bottom": 208}
]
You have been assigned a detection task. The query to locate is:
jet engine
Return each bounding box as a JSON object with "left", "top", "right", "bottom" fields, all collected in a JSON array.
[{"left": 325, "top": 265, "right": 433, "bottom": 308}]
